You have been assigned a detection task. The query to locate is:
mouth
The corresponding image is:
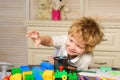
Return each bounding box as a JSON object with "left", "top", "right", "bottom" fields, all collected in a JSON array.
[{"left": 67, "top": 48, "right": 77, "bottom": 55}]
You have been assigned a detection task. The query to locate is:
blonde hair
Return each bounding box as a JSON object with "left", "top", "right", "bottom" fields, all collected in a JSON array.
[{"left": 68, "top": 17, "right": 104, "bottom": 53}]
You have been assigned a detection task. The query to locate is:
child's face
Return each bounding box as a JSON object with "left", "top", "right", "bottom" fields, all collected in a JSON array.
[{"left": 65, "top": 35, "right": 86, "bottom": 56}]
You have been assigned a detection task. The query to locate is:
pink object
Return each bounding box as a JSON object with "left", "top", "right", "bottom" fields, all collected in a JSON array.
[{"left": 52, "top": 9, "right": 61, "bottom": 20}]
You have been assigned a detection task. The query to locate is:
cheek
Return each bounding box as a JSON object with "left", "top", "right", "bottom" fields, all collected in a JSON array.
[
  {"left": 77, "top": 48, "right": 85, "bottom": 54},
  {"left": 65, "top": 39, "right": 71, "bottom": 46}
]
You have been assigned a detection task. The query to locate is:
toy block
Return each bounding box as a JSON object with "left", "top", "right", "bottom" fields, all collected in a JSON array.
[
  {"left": 25, "top": 74, "right": 34, "bottom": 80},
  {"left": 59, "top": 65, "right": 64, "bottom": 72},
  {"left": 20, "top": 65, "right": 30, "bottom": 72},
  {"left": 42, "top": 70, "right": 55, "bottom": 80},
  {"left": 32, "top": 66, "right": 43, "bottom": 72},
  {"left": 40, "top": 61, "right": 54, "bottom": 70},
  {"left": 9, "top": 75, "right": 14, "bottom": 80},
  {"left": 11, "top": 67, "right": 21, "bottom": 75},
  {"left": 3, "top": 76, "right": 9, "bottom": 80},
  {"left": 23, "top": 71, "right": 32, "bottom": 80},
  {"left": 62, "top": 75, "right": 67, "bottom": 80},
  {"left": 32, "top": 71, "right": 43, "bottom": 80},
  {"left": 54, "top": 70, "right": 67, "bottom": 79},
  {"left": 9, "top": 73, "right": 22, "bottom": 80},
  {"left": 32, "top": 70, "right": 43, "bottom": 76},
  {"left": 68, "top": 72, "right": 78, "bottom": 80},
  {"left": 3, "top": 75, "right": 10, "bottom": 80}
]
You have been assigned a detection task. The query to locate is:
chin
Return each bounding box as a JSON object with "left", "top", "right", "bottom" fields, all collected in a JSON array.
[{"left": 68, "top": 53, "right": 77, "bottom": 56}]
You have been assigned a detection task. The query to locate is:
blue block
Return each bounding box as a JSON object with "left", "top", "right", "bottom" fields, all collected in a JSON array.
[
  {"left": 40, "top": 61, "right": 54, "bottom": 70},
  {"left": 32, "top": 66, "right": 42, "bottom": 71},
  {"left": 33, "top": 71, "right": 43, "bottom": 80},
  {"left": 20, "top": 65, "right": 30, "bottom": 72}
]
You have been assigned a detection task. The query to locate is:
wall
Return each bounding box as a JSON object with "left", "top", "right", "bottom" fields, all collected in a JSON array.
[
  {"left": 0, "top": 0, "right": 120, "bottom": 67},
  {"left": 0, "top": 0, "right": 27, "bottom": 67}
]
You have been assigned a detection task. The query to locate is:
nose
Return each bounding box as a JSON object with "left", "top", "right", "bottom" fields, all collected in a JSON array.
[{"left": 71, "top": 43, "right": 76, "bottom": 50}]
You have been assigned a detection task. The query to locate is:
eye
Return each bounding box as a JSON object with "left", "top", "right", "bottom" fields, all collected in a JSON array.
[
  {"left": 77, "top": 45, "right": 85, "bottom": 49},
  {"left": 69, "top": 38, "right": 73, "bottom": 42},
  {"left": 76, "top": 45, "right": 80, "bottom": 48}
]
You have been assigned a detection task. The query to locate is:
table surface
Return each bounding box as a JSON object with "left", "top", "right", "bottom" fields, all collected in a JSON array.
[{"left": 78, "top": 68, "right": 120, "bottom": 80}]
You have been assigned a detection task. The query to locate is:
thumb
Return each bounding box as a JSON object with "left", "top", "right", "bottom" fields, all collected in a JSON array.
[{"left": 34, "top": 39, "right": 41, "bottom": 48}]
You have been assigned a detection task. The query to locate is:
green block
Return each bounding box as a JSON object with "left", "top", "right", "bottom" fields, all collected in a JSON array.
[
  {"left": 11, "top": 67, "right": 22, "bottom": 75},
  {"left": 54, "top": 70, "right": 67, "bottom": 78},
  {"left": 25, "top": 74, "right": 35, "bottom": 80},
  {"left": 68, "top": 72, "right": 78, "bottom": 80}
]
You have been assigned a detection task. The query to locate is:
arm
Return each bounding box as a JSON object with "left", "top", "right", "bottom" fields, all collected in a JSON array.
[
  {"left": 38, "top": 35, "right": 53, "bottom": 46},
  {"left": 26, "top": 30, "right": 53, "bottom": 48}
]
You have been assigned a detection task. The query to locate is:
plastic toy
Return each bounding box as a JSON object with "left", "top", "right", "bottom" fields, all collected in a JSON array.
[
  {"left": 42, "top": 70, "right": 55, "bottom": 80},
  {"left": 2, "top": 60, "right": 117, "bottom": 80},
  {"left": 20, "top": 65, "right": 30, "bottom": 72},
  {"left": 61, "top": 75, "right": 67, "bottom": 80},
  {"left": 23, "top": 71, "right": 32, "bottom": 80},
  {"left": 96, "top": 77, "right": 101, "bottom": 80},
  {"left": 75, "top": 69, "right": 96, "bottom": 73},
  {"left": 25, "top": 74, "right": 34, "bottom": 80},
  {"left": 100, "top": 66, "right": 112, "bottom": 72},
  {"left": 40, "top": 61, "right": 54, "bottom": 70},
  {"left": 109, "top": 71, "right": 120, "bottom": 76},
  {"left": 54, "top": 69, "right": 67, "bottom": 79},
  {"left": 32, "top": 66, "right": 44, "bottom": 72},
  {"left": 4, "top": 60, "right": 118, "bottom": 80},
  {"left": 2, "top": 75, "right": 11, "bottom": 80},
  {"left": 68, "top": 72, "right": 78, "bottom": 80},
  {"left": 11, "top": 68, "right": 21, "bottom": 75},
  {"left": 9, "top": 73, "right": 22, "bottom": 80},
  {"left": 32, "top": 70, "right": 43, "bottom": 80},
  {"left": 81, "top": 76, "right": 90, "bottom": 80},
  {"left": 0, "top": 62, "right": 14, "bottom": 80},
  {"left": 54, "top": 56, "right": 76, "bottom": 72},
  {"left": 3, "top": 76, "right": 9, "bottom": 80},
  {"left": 59, "top": 65, "right": 64, "bottom": 72}
]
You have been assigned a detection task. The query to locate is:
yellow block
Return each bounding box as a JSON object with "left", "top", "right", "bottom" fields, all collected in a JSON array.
[
  {"left": 9, "top": 73, "right": 22, "bottom": 80},
  {"left": 23, "top": 71, "right": 32, "bottom": 80},
  {"left": 42, "top": 70, "right": 55, "bottom": 80}
]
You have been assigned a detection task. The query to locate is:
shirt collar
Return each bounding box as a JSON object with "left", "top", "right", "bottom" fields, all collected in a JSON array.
[
  {"left": 70, "top": 55, "right": 81, "bottom": 63},
  {"left": 63, "top": 50, "right": 81, "bottom": 63},
  {"left": 63, "top": 49, "right": 82, "bottom": 63},
  {"left": 62, "top": 50, "right": 68, "bottom": 56}
]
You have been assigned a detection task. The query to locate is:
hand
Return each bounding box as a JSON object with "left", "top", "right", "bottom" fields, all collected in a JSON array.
[
  {"left": 26, "top": 30, "right": 41, "bottom": 48},
  {"left": 48, "top": 56, "right": 54, "bottom": 64}
]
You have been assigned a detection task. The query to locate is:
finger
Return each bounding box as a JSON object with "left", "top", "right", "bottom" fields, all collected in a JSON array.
[
  {"left": 26, "top": 31, "right": 34, "bottom": 37},
  {"left": 34, "top": 39, "right": 41, "bottom": 48}
]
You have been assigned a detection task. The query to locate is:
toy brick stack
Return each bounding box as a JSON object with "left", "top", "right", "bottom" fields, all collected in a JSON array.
[
  {"left": 3, "top": 61, "right": 78, "bottom": 80},
  {"left": 4, "top": 56, "right": 119, "bottom": 80}
]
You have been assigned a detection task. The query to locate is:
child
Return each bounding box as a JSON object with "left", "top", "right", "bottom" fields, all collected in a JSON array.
[{"left": 26, "top": 17, "right": 104, "bottom": 70}]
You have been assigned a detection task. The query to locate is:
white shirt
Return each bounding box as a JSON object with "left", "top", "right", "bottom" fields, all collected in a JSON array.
[{"left": 52, "top": 35, "right": 93, "bottom": 70}]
